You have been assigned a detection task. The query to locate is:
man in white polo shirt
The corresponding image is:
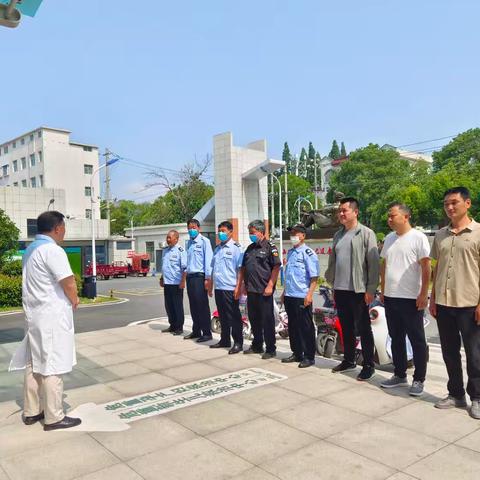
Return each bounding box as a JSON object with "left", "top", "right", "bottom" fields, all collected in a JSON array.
[{"left": 380, "top": 202, "right": 431, "bottom": 396}]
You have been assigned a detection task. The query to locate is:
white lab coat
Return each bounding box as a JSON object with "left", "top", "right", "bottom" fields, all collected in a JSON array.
[{"left": 9, "top": 235, "right": 76, "bottom": 376}]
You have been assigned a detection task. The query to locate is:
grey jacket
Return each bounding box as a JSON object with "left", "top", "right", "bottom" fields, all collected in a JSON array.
[{"left": 325, "top": 222, "right": 380, "bottom": 294}]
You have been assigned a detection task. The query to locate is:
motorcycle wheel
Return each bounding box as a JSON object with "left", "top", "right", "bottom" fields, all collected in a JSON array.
[
  {"left": 279, "top": 330, "right": 289, "bottom": 339},
  {"left": 316, "top": 334, "right": 328, "bottom": 356},
  {"left": 324, "top": 338, "right": 335, "bottom": 358},
  {"left": 211, "top": 316, "right": 221, "bottom": 334}
]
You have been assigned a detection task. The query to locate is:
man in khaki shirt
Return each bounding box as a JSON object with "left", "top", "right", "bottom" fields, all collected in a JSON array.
[{"left": 430, "top": 187, "right": 480, "bottom": 419}]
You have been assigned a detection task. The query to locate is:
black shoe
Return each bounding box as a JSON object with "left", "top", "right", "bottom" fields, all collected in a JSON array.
[
  {"left": 44, "top": 416, "right": 81, "bottom": 431},
  {"left": 210, "top": 342, "right": 231, "bottom": 349},
  {"left": 22, "top": 411, "right": 44, "bottom": 425},
  {"left": 262, "top": 351, "right": 277, "bottom": 360},
  {"left": 357, "top": 366, "right": 375, "bottom": 381},
  {"left": 172, "top": 330, "right": 184, "bottom": 336},
  {"left": 196, "top": 335, "right": 213, "bottom": 343},
  {"left": 282, "top": 354, "right": 303, "bottom": 364},
  {"left": 162, "top": 326, "right": 174, "bottom": 333},
  {"left": 244, "top": 347, "right": 264, "bottom": 355},
  {"left": 229, "top": 344, "right": 243, "bottom": 354},
  {"left": 331, "top": 360, "right": 357, "bottom": 373},
  {"left": 184, "top": 333, "right": 201, "bottom": 340},
  {"left": 299, "top": 359, "right": 315, "bottom": 368}
]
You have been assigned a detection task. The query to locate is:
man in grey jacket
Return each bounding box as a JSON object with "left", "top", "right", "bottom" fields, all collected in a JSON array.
[{"left": 325, "top": 197, "right": 380, "bottom": 380}]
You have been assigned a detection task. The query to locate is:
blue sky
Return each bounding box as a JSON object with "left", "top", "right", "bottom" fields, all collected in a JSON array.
[{"left": 1, "top": 0, "right": 479, "bottom": 201}]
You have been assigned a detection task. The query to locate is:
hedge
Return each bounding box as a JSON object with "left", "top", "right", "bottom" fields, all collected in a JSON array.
[
  {"left": 0, "top": 259, "right": 22, "bottom": 277},
  {"left": 0, "top": 274, "right": 22, "bottom": 307}
]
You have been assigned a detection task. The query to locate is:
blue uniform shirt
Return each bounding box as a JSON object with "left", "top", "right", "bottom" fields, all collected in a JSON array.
[
  {"left": 285, "top": 243, "right": 320, "bottom": 298},
  {"left": 211, "top": 238, "right": 243, "bottom": 291},
  {"left": 186, "top": 233, "right": 213, "bottom": 278},
  {"left": 162, "top": 244, "right": 187, "bottom": 285}
]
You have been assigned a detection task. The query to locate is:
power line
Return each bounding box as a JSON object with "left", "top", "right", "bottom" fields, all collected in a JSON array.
[{"left": 396, "top": 135, "right": 456, "bottom": 149}]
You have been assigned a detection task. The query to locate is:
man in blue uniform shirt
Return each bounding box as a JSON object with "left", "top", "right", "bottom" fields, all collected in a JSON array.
[
  {"left": 160, "top": 229, "right": 187, "bottom": 335},
  {"left": 281, "top": 223, "right": 320, "bottom": 368},
  {"left": 208, "top": 221, "right": 244, "bottom": 354},
  {"left": 184, "top": 218, "right": 214, "bottom": 342}
]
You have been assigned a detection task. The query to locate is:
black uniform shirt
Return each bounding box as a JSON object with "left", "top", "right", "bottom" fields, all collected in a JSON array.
[{"left": 242, "top": 239, "right": 281, "bottom": 293}]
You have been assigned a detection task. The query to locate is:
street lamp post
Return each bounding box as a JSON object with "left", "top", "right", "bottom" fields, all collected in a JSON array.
[
  {"left": 294, "top": 196, "right": 314, "bottom": 222},
  {"left": 90, "top": 157, "right": 119, "bottom": 297},
  {"left": 270, "top": 174, "right": 284, "bottom": 284}
]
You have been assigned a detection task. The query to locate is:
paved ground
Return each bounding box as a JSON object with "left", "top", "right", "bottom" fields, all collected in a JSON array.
[{"left": 1, "top": 317, "right": 479, "bottom": 480}]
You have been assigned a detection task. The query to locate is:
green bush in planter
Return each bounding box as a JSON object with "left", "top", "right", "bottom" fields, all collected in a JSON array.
[{"left": 0, "top": 274, "right": 22, "bottom": 307}]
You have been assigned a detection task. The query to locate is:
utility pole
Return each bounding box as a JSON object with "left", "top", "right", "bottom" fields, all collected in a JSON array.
[
  {"left": 284, "top": 172, "right": 289, "bottom": 228},
  {"left": 104, "top": 148, "right": 111, "bottom": 223},
  {"left": 270, "top": 174, "right": 275, "bottom": 237},
  {"left": 314, "top": 155, "right": 318, "bottom": 210}
]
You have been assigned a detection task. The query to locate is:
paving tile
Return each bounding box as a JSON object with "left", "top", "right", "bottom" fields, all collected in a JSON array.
[
  {"left": 207, "top": 416, "right": 315, "bottom": 464},
  {"left": 0, "top": 466, "right": 8, "bottom": 480},
  {"left": 321, "top": 385, "right": 413, "bottom": 417},
  {"left": 79, "top": 334, "right": 125, "bottom": 347},
  {"left": 63, "top": 384, "right": 121, "bottom": 409},
  {"left": 276, "top": 372, "right": 352, "bottom": 398},
  {"left": 156, "top": 340, "right": 206, "bottom": 354},
  {"left": 258, "top": 361, "right": 310, "bottom": 377},
  {"left": 328, "top": 419, "right": 446, "bottom": 469},
  {"left": 101, "top": 362, "right": 150, "bottom": 378},
  {"left": 226, "top": 384, "right": 308, "bottom": 415},
  {"left": 106, "top": 372, "right": 177, "bottom": 396},
  {"left": 75, "top": 345, "right": 105, "bottom": 357},
  {"left": 206, "top": 353, "right": 265, "bottom": 371},
  {"left": 74, "top": 463, "right": 143, "bottom": 480},
  {"left": 229, "top": 467, "right": 279, "bottom": 479},
  {"left": 128, "top": 437, "right": 252, "bottom": 480},
  {"left": 0, "top": 400, "right": 22, "bottom": 428},
  {"left": 272, "top": 398, "right": 369, "bottom": 438},
  {"left": 261, "top": 440, "right": 394, "bottom": 480},
  {"left": 167, "top": 397, "right": 260, "bottom": 436},
  {"left": 117, "top": 347, "right": 167, "bottom": 362},
  {"left": 76, "top": 353, "right": 126, "bottom": 370},
  {"left": 97, "top": 340, "right": 147, "bottom": 354},
  {"left": 1, "top": 435, "right": 118, "bottom": 480},
  {"left": 93, "top": 415, "right": 195, "bottom": 461},
  {"left": 136, "top": 354, "right": 194, "bottom": 371},
  {"left": 455, "top": 428, "right": 480, "bottom": 453},
  {"left": 385, "top": 474, "right": 418, "bottom": 480},
  {"left": 380, "top": 401, "right": 479, "bottom": 442},
  {"left": 162, "top": 363, "right": 226, "bottom": 383},
  {"left": 181, "top": 347, "right": 231, "bottom": 361},
  {"left": 406, "top": 444, "right": 480, "bottom": 479}
]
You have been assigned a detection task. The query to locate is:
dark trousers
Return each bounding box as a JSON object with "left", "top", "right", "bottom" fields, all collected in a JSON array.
[
  {"left": 284, "top": 296, "right": 316, "bottom": 361},
  {"left": 334, "top": 290, "right": 375, "bottom": 367},
  {"left": 436, "top": 305, "right": 480, "bottom": 400},
  {"left": 215, "top": 290, "right": 243, "bottom": 346},
  {"left": 164, "top": 284, "right": 185, "bottom": 331},
  {"left": 247, "top": 293, "right": 276, "bottom": 353},
  {"left": 186, "top": 274, "right": 211, "bottom": 336},
  {"left": 384, "top": 297, "right": 427, "bottom": 382}
]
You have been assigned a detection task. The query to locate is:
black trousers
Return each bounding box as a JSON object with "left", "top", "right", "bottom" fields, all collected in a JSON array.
[
  {"left": 164, "top": 284, "right": 185, "bottom": 331},
  {"left": 186, "top": 274, "right": 211, "bottom": 336},
  {"left": 436, "top": 305, "right": 480, "bottom": 400},
  {"left": 334, "top": 290, "right": 375, "bottom": 367},
  {"left": 215, "top": 290, "right": 243, "bottom": 346},
  {"left": 284, "top": 296, "right": 316, "bottom": 361},
  {"left": 384, "top": 297, "right": 427, "bottom": 382},
  {"left": 247, "top": 293, "right": 276, "bottom": 353}
]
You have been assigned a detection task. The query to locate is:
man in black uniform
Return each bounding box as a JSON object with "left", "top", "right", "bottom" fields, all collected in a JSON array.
[{"left": 237, "top": 219, "right": 281, "bottom": 359}]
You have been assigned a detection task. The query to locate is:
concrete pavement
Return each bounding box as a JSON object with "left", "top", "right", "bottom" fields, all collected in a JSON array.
[{"left": 1, "top": 319, "right": 479, "bottom": 480}]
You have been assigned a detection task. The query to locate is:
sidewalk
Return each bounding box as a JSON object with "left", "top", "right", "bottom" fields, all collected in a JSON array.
[{"left": 1, "top": 321, "right": 480, "bottom": 480}]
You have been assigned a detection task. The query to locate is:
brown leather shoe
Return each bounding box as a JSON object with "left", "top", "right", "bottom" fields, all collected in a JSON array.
[{"left": 22, "top": 411, "right": 44, "bottom": 425}]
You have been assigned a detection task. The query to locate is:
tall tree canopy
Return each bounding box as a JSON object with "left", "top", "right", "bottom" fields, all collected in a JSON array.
[
  {"left": 329, "top": 140, "right": 341, "bottom": 159},
  {"left": 0, "top": 209, "right": 19, "bottom": 266},
  {"left": 432, "top": 128, "right": 480, "bottom": 172}
]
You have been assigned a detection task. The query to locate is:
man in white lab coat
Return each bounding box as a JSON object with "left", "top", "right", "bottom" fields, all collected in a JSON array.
[{"left": 10, "top": 211, "right": 82, "bottom": 430}]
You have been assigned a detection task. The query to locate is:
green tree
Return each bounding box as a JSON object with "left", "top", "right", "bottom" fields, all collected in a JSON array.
[
  {"left": 329, "top": 140, "right": 341, "bottom": 159},
  {"left": 298, "top": 148, "right": 308, "bottom": 178},
  {"left": 432, "top": 128, "right": 480, "bottom": 172},
  {"left": 281, "top": 142, "right": 293, "bottom": 175},
  {"left": 305, "top": 142, "right": 316, "bottom": 184},
  {"left": 0, "top": 209, "right": 20, "bottom": 267},
  {"left": 109, "top": 200, "right": 151, "bottom": 235},
  {"left": 340, "top": 141, "right": 347, "bottom": 157}
]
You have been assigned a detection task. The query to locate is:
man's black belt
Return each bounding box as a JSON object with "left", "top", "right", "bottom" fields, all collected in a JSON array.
[{"left": 187, "top": 272, "right": 205, "bottom": 278}]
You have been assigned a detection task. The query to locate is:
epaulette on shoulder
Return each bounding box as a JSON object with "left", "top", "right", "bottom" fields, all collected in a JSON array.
[
  {"left": 178, "top": 246, "right": 184, "bottom": 252},
  {"left": 234, "top": 242, "right": 241, "bottom": 248},
  {"left": 305, "top": 248, "right": 314, "bottom": 256}
]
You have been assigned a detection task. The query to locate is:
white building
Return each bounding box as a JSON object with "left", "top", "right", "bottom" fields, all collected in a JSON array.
[{"left": 0, "top": 126, "right": 101, "bottom": 219}]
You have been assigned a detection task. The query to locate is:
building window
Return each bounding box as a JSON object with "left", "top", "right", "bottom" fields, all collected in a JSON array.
[
  {"left": 38, "top": 150, "right": 43, "bottom": 162},
  {"left": 30, "top": 177, "right": 36, "bottom": 188},
  {"left": 20, "top": 138, "right": 25, "bottom": 145},
  {"left": 146, "top": 241, "right": 154, "bottom": 262},
  {"left": 21, "top": 157, "right": 26, "bottom": 169},
  {"left": 30, "top": 153, "right": 36, "bottom": 167},
  {"left": 2, "top": 165, "right": 8, "bottom": 177},
  {"left": 37, "top": 130, "right": 42, "bottom": 138},
  {"left": 3, "top": 146, "right": 7, "bottom": 154},
  {"left": 85, "top": 209, "right": 92, "bottom": 219},
  {"left": 116, "top": 240, "right": 133, "bottom": 250},
  {"left": 12, "top": 141, "right": 16, "bottom": 148},
  {"left": 13, "top": 160, "right": 18, "bottom": 172},
  {"left": 27, "top": 219, "right": 37, "bottom": 237},
  {"left": 83, "top": 146, "right": 93, "bottom": 152},
  {"left": 29, "top": 134, "right": 34, "bottom": 141},
  {"left": 84, "top": 164, "right": 93, "bottom": 174},
  {"left": 21, "top": 179, "right": 27, "bottom": 187},
  {"left": 85, "top": 186, "right": 92, "bottom": 196},
  {"left": 13, "top": 182, "right": 18, "bottom": 187},
  {"left": 39, "top": 174, "right": 44, "bottom": 187}
]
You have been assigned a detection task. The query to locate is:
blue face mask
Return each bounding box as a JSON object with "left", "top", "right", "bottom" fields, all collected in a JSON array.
[
  {"left": 249, "top": 234, "right": 258, "bottom": 243},
  {"left": 188, "top": 229, "right": 199, "bottom": 239},
  {"left": 218, "top": 231, "right": 228, "bottom": 242}
]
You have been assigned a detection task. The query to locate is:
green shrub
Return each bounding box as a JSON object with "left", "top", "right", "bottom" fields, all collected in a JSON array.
[
  {"left": 74, "top": 273, "right": 83, "bottom": 297},
  {"left": 0, "top": 259, "right": 22, "bottom": 277},
  {"left": 0, "top": 274, "right": 22, "bottom": 307}
]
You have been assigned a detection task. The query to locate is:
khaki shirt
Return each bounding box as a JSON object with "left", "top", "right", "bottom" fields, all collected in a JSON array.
[{"left": 431, "top": 220, "right": 480, "bottom": 307}]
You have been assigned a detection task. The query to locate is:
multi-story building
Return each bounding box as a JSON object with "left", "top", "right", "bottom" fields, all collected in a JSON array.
[{"left": 0, "top": 126, "right": 101, "bottom": 220}]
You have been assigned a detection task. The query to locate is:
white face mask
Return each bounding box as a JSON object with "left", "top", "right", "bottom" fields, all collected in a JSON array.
[{"left": 290, "top": 236, "right": 301, "bottom": 245}]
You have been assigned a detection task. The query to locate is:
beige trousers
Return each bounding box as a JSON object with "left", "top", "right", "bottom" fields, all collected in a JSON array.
[{"left": 24, "top": 363, "right": 64, "bottom": 425}]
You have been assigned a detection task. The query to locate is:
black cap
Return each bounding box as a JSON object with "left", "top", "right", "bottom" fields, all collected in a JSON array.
[{"left": 287, "top": 223, "right": 307, "bottom": 235}]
